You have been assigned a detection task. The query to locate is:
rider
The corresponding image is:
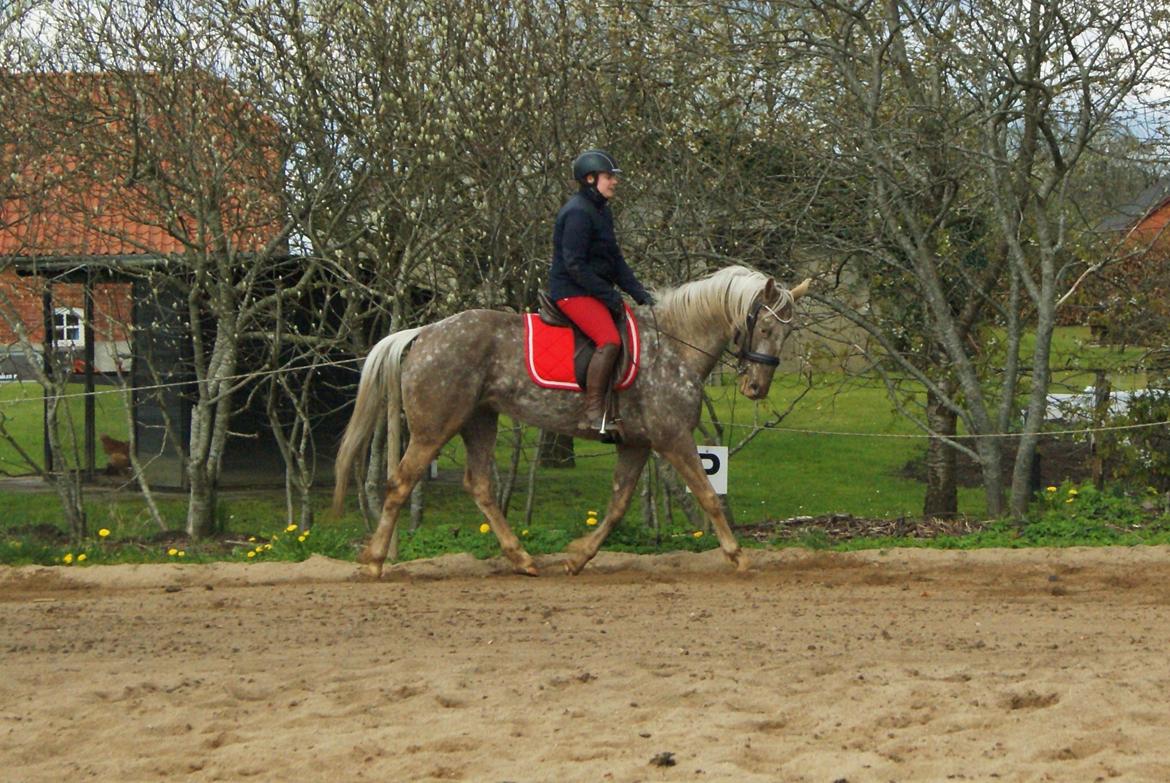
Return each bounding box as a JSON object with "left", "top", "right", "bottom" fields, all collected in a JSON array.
[{"left": 549, "top": 149, "right": 655, "bottom": 431}]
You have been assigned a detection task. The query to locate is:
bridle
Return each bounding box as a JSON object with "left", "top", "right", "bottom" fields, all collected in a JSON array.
[{"left": 730, "top": 292, "right": 794, "bottom": 372}]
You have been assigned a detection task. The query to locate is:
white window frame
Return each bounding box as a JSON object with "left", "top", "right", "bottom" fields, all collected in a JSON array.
[{"left": 53, "top": 307, "right": 85, "bottom": 348}]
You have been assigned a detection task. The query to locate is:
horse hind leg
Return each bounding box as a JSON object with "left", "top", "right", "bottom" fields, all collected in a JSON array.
[
  {"left": 461, "top": 411, "right": 538, "bottom": 576},
  {"left": 358, "top": 438, "right": 442, "bottom": 578},
  {"left": 562, "top": 444, "right": 650, "bottom": 575}
]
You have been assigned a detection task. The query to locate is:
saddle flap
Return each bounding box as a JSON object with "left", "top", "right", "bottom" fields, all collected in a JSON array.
[{"left": 537, "top": 291, "right": 573, "bottom": 328}]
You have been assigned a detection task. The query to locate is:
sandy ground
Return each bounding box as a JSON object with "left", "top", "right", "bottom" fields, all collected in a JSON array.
[{"left": 3, "top": 546, "right": 1170, "bottom": 782}]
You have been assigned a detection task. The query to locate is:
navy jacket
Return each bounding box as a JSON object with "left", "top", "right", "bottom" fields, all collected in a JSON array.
[{"left": 549, "top": 187, "right": 651, "bottom": 310}]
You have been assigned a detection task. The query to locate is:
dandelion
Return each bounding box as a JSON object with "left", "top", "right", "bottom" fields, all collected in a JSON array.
[
  {"left": 521, "top": 529, "right": 529, "bottom": 537},
  {"left": 285, "top": 524, "right": 298, "bottom": 533},
  {"left": 168, "top": 548, "right": 178, "bottom": 557},
  {"left": 1045, "top": 486, "right": 1057, "bottom": 494},
  {"left": 98, "top": 528, "right": 111, "bottom": 538},
  {"left": 585, "top": 517, "right": 598, "bottom": 526},
  {"left": 297, "top": 535, "right": 307, "bottom": 543},
  {"left": 63, "top": 553, "right": 74, "bottom": 565},
  {"left": 248, "top": 536, "right": 256, "bottom": 543},
  {"left": 479, "top": 523, "right": 491, "bottom": 534},
  {"left": 178, "top": 551, "right": 186, "bottom": 558},
  {"left": 263, "top": 544, "right": 272, "bottom": 551},
  {"left": 77, "top": 553, "right": 87, "bottom": 562},
  {"left": 588, "top": 509, "right": 598, "bottom": 516},
  {"left": 1068, "top": 488, "right": 1079, "bottom": 497},
  {"left": 692, "top": 531, "right": 704, "bottom": 539},
  {"left": 1065, "top": 498, "right": 1075, "bottom": 504},
  {"left": 247, "top": 551, "right": 256, "bottom": 559}
]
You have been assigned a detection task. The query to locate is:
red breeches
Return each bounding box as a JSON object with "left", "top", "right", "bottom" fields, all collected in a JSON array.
[{"left": 555, "top": 296, "right": 620, "bottom": 347}]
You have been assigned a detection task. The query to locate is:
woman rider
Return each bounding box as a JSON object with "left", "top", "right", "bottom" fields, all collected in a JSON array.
[{"left": 548, "top": 149, "right": 655, "bottom": 431}]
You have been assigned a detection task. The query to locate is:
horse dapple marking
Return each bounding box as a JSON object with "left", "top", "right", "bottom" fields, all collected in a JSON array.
[{"left": 333, "top": 265, "right": 810, "bottom": 577}]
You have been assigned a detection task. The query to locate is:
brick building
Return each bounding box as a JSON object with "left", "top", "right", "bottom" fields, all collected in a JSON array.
[{"left": 0, "top": 71, "right": 286, "bottom": 484}]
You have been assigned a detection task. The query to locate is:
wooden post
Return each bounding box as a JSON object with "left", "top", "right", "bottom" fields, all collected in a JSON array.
[
  {"left": 41, "top": 285, "right": 53, "bottom": 476},
  {"left": 84, "top": 267, "right": 96, "bottom": 479},
  {"left": 1091, "top": 369, "right": 1110, "bottom": 491}
]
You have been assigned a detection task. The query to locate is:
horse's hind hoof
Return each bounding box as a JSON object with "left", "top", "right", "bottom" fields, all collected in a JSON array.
[{"left": 516, "top": 563, "right": 540, "bottom": 577}]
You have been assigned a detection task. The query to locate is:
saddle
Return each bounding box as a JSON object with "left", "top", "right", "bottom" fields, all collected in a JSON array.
[{"left": 524, "top": 292, "right": 640, "bottom": 392}]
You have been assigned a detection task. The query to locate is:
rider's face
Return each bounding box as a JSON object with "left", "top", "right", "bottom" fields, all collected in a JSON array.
[{"left": 595, "top": 171, "right": 619, "bottom": 199}]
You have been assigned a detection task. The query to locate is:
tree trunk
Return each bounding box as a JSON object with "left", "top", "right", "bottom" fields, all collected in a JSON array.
[
  {"left": 923, "top": 388, "right": 958, "bottom": 518},
  {"left": 538, "top": 430, "right": 574, "bottom": 468}
]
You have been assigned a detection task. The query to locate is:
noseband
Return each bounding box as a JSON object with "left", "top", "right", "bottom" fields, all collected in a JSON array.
[{"left": 731, "top": 292, "right": 794, "bottom": 371}]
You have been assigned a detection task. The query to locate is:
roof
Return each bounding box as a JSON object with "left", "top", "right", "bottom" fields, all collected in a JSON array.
[
  {"left": 1098, "top": 177, "right": 1170, "bottom": 233},
  {"left": 0, "top": 71, "right": 284, "bottom": 261}
]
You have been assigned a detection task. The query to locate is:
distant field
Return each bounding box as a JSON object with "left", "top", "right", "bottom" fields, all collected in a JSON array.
[{"left": 0, "top": 380, "right": 131, "bottom": 475}]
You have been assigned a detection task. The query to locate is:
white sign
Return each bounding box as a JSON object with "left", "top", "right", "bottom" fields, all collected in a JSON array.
[{"left": 690, "top": 445, "right": 728, "bottom": 495}]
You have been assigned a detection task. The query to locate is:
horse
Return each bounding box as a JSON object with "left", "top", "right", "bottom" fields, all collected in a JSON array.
[{"left": 333, "top": 265, "right": 811, "bottom": 577}]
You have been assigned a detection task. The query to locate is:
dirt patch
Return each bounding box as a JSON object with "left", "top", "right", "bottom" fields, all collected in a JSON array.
[{"left": 4, "top": 547, "right": 1170, "bottom": 782}]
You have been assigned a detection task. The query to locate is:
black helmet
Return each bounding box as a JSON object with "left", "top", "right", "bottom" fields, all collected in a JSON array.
[{"left": 572, "top": 149, "right": 622, "bottom": 183}]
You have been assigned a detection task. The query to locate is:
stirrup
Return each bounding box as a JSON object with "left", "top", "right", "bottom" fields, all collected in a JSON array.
[{"left": 598, "top": 410, "right": 623, "bottom": 444}]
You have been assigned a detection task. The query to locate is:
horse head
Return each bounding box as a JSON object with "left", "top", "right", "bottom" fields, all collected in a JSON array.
[{"left": 734, "top": 276, "right": 810, "bottom": 400}]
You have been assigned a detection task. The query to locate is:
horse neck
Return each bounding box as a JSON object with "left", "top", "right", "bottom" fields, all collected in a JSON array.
[{"left": 651, "top": 302, "right": 735, "bottom": 379}]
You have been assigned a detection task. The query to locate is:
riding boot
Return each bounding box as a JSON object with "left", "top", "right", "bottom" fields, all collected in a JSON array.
[{"left": 580, "top": 343, "right": 620, "bottom": 431}]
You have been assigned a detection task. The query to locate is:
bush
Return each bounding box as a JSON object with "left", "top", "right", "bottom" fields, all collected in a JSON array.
[{"left": 1099, "top": 389, "right": 1170, "bottom": 492}]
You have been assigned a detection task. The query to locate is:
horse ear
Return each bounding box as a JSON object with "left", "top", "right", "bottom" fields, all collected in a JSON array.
[
  {"left": 790, "top": 277, "right": 811, "bottom": 300},
  {"left": 764, "top": 277, "right": 779, "bottom": 302}
]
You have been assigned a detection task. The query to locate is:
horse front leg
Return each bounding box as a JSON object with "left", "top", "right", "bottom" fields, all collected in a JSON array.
[
  {"left": 659, "top": 439, "right": 748, "bottom": 572},
  {"left": 562, "top": 444, "right": 650, "bottom": 575}
]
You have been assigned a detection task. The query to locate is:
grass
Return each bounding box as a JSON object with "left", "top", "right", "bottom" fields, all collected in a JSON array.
[
  {"left": 0, "top": 327, "right": 1165, "bottom": 567},
  {"left": 0, "top": 380, "right": 131, "bottom": 474}
]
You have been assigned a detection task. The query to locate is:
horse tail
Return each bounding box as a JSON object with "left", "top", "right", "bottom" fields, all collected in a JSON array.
[{"left": 332, "top": 327, "right": 423, "bottom": 516}]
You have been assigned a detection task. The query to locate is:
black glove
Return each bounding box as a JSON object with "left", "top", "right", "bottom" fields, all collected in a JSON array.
[{"left": 636, "top": 292, "right": 656, "bottom": 306}]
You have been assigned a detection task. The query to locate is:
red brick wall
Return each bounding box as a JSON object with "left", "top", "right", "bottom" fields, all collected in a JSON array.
[{"left": 0, "top": 267, "right": 132, "bottom": 345}]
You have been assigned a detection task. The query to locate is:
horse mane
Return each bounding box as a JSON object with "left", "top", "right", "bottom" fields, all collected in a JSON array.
[{"left": 655, "top": 265, "right": 769, "bottom": 334}]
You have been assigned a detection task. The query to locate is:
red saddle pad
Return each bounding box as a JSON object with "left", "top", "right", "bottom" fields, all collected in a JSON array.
[{"left": 523, "top": 305, "right": 640, "bottom": 391}]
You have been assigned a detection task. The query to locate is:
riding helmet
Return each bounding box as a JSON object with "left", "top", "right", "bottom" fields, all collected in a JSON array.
[{"left": 572, "top": 149, "right": 622, "bottom": 183}]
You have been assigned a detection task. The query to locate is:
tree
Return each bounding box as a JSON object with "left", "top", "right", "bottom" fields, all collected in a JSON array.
[{"left": 780, "top": 0, "right": 1170, "bottom": 517}]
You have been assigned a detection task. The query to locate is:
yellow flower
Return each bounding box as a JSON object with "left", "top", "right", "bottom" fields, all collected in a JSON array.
[
  {"left": 298, "top": 535, "right": 307, "bottom": 543},
  {"left": 178, "top": 551, "right": 186, "bottom": 558},
  {"left": 247, "top": 536, "right": 256, "bottom": 543},
  {"left": 285, "top": 524, "right": 298, "bottom": 533},
  {"left": 1068, "top": 488, "right": 1079, "bottom": 497},
  {"left": 692, "top": 530, "right": 704, "bottom": 539},
  {"left": 63, "top": 553, "right": 74, "bottom": 564},
  {"left": 585, "top": 518, "right": 598, "bottom": 526},
  {"left": 521, "top": 529, "right": 529, "bottom": 537},
  {"left": 1045, "top": 486, "right": 1057, "bottom": 494},
  {"left": 167, "top": 548, "right": 178, "bottom": 557},
  {"left": 98, "top": 528, "right": 111, "bottom": 538},
  {"left": 1065, "top": 498, "right": 1074, "bottom": 504},
  {"left": 77, "top": 553, "right": 87, "bottom": 562},
  {"left": 587, "top": 510, "right": 598, "bottom": 517},
  {"left": 479, "top": 523, "right": 491, "bottom": 534},
  {"left": 263, "top": 544, "right": 272, "bottom": 551},
  {"left": 247, "top": 551, "right": 257, "bottom": 559},
  {"left": 302, "top": 529, "right": 310, "bottom": 537}
]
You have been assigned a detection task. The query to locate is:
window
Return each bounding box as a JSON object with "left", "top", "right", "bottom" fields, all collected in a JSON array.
[{"left": 53, "top": 307, "right": 84, "bottom": 347}]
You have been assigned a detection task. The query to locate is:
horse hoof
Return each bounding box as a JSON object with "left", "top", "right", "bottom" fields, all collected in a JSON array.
[
  {"left": 562, "top": 559, "right": 585, "bottom": 576},
  {"left": 725, "top": 547, "right": 753, "bottom": 571},
  {"left": 516, "top": 563, "right": 540, "bottom": 577},
  {"left": 357, "top": 562, "right": 383, "bottom": 580}
]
